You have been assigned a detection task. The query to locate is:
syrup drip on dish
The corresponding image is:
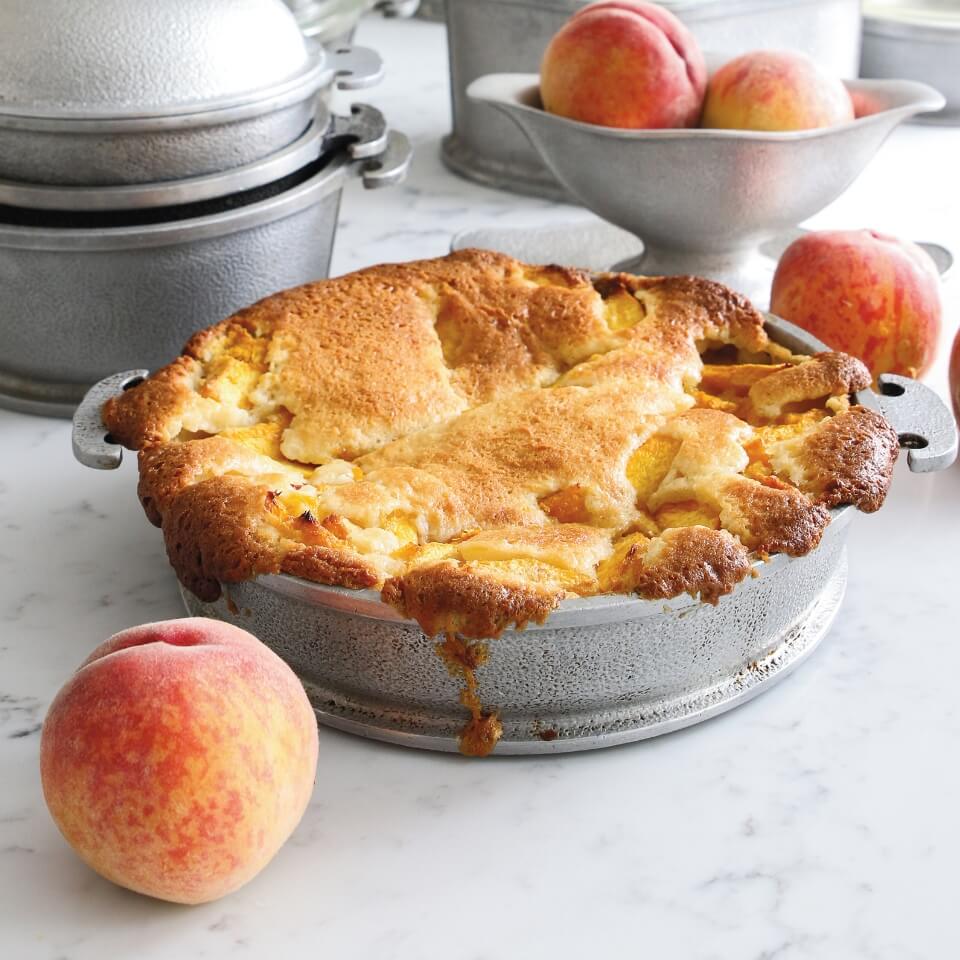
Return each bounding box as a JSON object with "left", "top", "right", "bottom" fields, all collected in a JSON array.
[{"left": 435, "top": 634, "right": 503, "bottom": 757}]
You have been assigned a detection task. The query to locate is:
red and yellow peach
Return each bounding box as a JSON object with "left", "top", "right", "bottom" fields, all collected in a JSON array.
[
  {"left": 771, "top": 229, "right": 942, "bottom": 380},
  {"left": 702, "top": 50, "right": 853, "bottom": 132},
  {"left": 540, "top": 0, "right": 707, "bottom": 129},
  {"left": 40, "top": 618, "right": 318, "bottom": 905}
]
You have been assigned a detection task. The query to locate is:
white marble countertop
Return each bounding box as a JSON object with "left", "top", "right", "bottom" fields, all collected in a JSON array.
[{"left": 2, "top": 16, "right": 960, "bottom": 960}]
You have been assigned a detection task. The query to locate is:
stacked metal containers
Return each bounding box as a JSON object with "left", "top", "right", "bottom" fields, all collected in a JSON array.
[
  {"left": 441, "top": 0, "right": 862, "bottom": 198},
  {"left": 0, "top": 0, "right": 411, "bottom": 416}
]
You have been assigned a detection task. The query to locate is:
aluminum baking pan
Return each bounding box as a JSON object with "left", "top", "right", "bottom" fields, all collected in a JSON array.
[
  {"left": 0, "top": 0, "right": 384, "bottom": 185},
  {"left": 0, "top": 105, "right": 389, "bottom": 213},
  {"left": 286, "top": 0, "right": 421, "bottom": 45},
  {"left": 441, "top": 0, "right": 862, "bottom": 200},
  {"left": 0, "top": 119, "right": 412, "bottom": 418},
  {"left": 468, "top": 73, "right": 944, "bottom": 306},
  {"left": 72, "top": 317, "right": 958, "bottom": 754},
  {"left": 861, "top": 1, "right": 960, "bottom": 125}
]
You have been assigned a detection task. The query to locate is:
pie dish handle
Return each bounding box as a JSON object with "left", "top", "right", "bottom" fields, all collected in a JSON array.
[
  {"left": 874, "top": 374, "right": 958, "bottom": 473},
  {"left": 71, "top": 370, "right": 148, "bottom": 470}
]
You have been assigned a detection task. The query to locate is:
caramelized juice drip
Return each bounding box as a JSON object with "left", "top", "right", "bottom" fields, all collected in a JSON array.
[{"left": 435, "top": 634, "right": 503, "bottom": 757}]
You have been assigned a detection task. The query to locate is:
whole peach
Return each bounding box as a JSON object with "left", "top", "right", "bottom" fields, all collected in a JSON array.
[
  {"left": 950, "top": 328, "right": 960, "bottom": 426},
  {"left": 540, "top": 0, "right": 707, "bottom": 129},
  {"left": 770, "top": 230, "right": 942, "bottom": 380},
  {"left": 40, "top": 618, "right": 318, "bottom": 904},
  {"left": 702, "top": 50, "right": 853, "bottom": 131}
]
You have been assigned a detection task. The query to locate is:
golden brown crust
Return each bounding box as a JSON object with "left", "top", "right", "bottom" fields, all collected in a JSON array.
[
  {"left": 749, "top": 351, "right": 871, "bottom": 418},
  {"left": 161, "top": 475, "right": 378, "bottom": 603},
  {"left": 103, "top": 357, "right": 199, "bottom": 449},
  {"left": 793, "top": 407, "right": 900, "bottom": 512},
  {"left": 137, "top": 436, "right": 299, "bottom": 527},
  {"left": 629, "top": 527, "right": 752, "bottom": 605},
  {"left": 101, "top": 250, "right": 899, "bottom": 635},
  {"left": 381, "top": 563, "right": 562, "bottom": 639},
  {"left": 718, "top": 477, "right": 830, "bottom": 556}
]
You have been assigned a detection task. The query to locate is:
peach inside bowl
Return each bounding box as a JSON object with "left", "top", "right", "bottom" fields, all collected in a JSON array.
[{"left": 467, "top": 72, "right": 944, "bottom": 301}]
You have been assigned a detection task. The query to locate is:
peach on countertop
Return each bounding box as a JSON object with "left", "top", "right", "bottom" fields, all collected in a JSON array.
[
  {"left": 540, "top": 0, "right": 707, "bottom": 129},
  {"left": 702, "top": 50, "right": 854, "bottom": 132},
  {"left": 949, "top": 328, "right": 960, "bottom": 427},
  {"left": 770, "top": 229, "right": 942, "bottom": 380},
  {"left": 40, "top": 618, "right": 318, "bottom": 905}
]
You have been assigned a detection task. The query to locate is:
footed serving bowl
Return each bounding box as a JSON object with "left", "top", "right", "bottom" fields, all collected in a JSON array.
[{"left": 468, "top": 73, "right": 944, "bottom": 304}]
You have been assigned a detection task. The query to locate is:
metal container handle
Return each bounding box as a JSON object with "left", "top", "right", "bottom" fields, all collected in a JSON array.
[
  {"left": 326, "top": 46, "right": 386, "bottom": 91},
  {"left": 355, "top": 130, "right": 413, "bottom": 189},
  {"left": 72, "top": 370, "right": 148, "bottom": 469},
  {"left": 874, "top": 374, "right": 958, "bottom": 472},
  {"left": 327, "top": 103, "right": 389, "bottom": 159}
]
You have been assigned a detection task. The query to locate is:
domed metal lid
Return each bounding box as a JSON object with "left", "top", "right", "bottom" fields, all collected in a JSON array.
[{"left": 0, "top": 0, "right": 328, "bottom": 120}]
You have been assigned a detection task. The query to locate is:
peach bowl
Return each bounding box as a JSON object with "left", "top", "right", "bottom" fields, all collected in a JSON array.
[{"left": 467, "top": 71, "right": 944, "bottom": 304}]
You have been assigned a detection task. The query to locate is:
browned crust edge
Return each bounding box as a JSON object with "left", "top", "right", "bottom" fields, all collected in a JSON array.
[
  {"left": 161, "top": 476, "right": 378, "bottom": 604},
  {"left": 799, "top": 406, "right": 900, "bottom": 513},
  {"left": 720, "top": 477, "right": 831, "bottom": 557},
  {"left": 381, "top": 563, "right": 563, "bottom": 639},
  {"left": 627, "top": 527, "right": 753, "bottom": 606}
]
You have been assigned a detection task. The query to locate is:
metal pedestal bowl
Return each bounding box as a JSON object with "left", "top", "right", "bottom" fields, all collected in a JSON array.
[
  {"left": 467, "top": 73, "right": 944, "bottom": 305},
  {"left": 72, "top": 317, "right": 958, "bottom": 755},
  {"left": 441, "top": 0, "right": 863, "bottom": 201}
]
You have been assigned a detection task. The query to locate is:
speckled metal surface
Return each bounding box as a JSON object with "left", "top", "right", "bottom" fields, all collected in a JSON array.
[
  {"left": 179, "top": 523, "right": 850, "bottom": 754},
  {"left": 0, "top": 0, "right": 313, "bottom": 115},
  {"left": 0, "top": 41, "right": 383, "bottom": 186},
  {"left": 468, "top": 73, "right": 944, "bottom": 304},
  {"left": 441, "top": 0, "right": 863, "bottom": 200},
  {"left": 0, "top": 125, "right": 412, "bottom": 417},
  {"left": 0, "top": 105, "right": 387, "bottom": 211}
]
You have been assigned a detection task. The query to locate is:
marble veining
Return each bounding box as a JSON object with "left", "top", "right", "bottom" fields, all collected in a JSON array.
[{"left": 1, "top": 15, "right": 959, "bottom": 960}]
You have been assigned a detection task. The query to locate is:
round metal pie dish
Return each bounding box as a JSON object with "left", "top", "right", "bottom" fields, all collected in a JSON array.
[{"left": 72, "top": 317, "right": 959, "bottom": 754}]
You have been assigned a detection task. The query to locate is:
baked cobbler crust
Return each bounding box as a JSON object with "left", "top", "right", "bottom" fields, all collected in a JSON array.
[{"left": 104, "top": 249, "right": 899, "bottom": 638}]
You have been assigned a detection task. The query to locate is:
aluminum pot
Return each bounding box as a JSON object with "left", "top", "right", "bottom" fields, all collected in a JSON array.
[
  {"left": 0, "top": 0, "right": 383, "bottom": 186},
  {"left": 71, "top": 318, "right": 958, "bottom": 754},
  {"left": 285, "top": 0, "right": 421, "bottom": 45},
  {"left": 441, "top": 0, "right": 863, "bottom": 199},
  {"left": 861, "top": 0, "right": 960, "bottom": 125},
  {"left": 0, "top": 105, "right": 390, "bottom": 212},
  {"left": 0, "top": 113, "right": 412, "bottom": 417}
]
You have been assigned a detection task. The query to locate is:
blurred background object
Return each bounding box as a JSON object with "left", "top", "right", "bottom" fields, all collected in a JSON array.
[
  {"left": 861, "top": 0, "right": 959, "bottom": 124},
  {"left": 285, "top": 0, "right": 421, "bottom": 45}
]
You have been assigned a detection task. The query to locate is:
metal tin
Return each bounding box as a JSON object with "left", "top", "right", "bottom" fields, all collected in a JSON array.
[
  {"left": 71, "top": 318, "right": 958, "bottom": 753},
  {"left": 0, "top": 105, "right": 389, "bottom": 212},
  {"left": 468, "top": 73, "right": 944, "bottom": 305},
  {"left": 0, "top": 122, "right": 412, "bottom": 417},
  {"left": 0, "top": 0, "right": 383, "bottom": 185},
  {"left": 861, "top": 1, "right": 960, "bottom": 125},
  {"left": 441, "top": 0, "right": 863, "bottom": 199},
  {"left": 285, "top": 0, "right": 421, "bottom": 45}
]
